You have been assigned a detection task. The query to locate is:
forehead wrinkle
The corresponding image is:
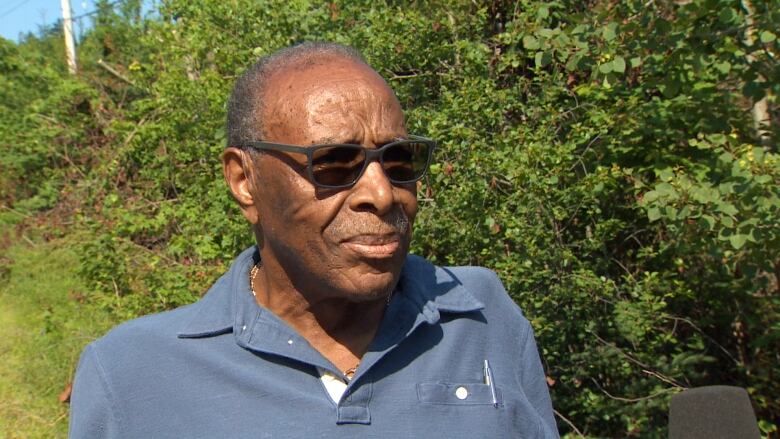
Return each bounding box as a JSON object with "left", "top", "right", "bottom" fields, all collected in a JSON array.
[
  {"left": 262, "top": 60, "right": 406, "bottom": 146},
  {"left": 374, "top": 95, "right": 407, "bottom": 142},
  {"left": 302, "top": 86, "right": 404, "bottom": 144},
  {"left": 302, "top": 87, "right": 367, "bottom": 143},
  {"left": 303, "top": 82, "right": 376, "bottom": 115}
]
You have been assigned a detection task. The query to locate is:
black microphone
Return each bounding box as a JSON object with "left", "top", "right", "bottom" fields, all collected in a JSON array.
[{"left": 669, "top": 385, "right": 761, "bottom": 439}]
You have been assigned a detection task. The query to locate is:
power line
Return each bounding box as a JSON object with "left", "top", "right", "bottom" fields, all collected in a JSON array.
[
  {"left": 0, "top": 0, "right": 32, "bottom": 19},
  {"left": 0, "top": 0, "right": 120, "bottom": 25}
]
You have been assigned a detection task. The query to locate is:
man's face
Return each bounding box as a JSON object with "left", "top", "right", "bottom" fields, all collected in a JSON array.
[{"left": 251, "top": 58, "right": 417, "bottom": 302}]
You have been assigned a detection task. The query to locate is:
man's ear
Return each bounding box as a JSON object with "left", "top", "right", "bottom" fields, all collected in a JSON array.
[{"left": 222, "top": 147, "right": 260, "bottom": 225}]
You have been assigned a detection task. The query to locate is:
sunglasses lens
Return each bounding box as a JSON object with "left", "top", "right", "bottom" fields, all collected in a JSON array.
[
  {"left": 382, "top": 141, "right": 431, "bottom": 183},
  {"left": 309, "top": 140, "right": 432, "bottom": 187},
  {"left": 311, "top": 145, "right": 366, "bottom": 187}
]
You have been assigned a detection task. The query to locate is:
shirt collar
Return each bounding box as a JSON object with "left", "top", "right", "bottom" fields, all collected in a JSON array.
[
  {"left": 397, "top": 254, "right": 484, "bottom": 323},
  {"left": 178, "top": 246, "right": 257, "bottom": 338},
  {"left": 177, "top": 248, "right": 484, "bottom": 339}
]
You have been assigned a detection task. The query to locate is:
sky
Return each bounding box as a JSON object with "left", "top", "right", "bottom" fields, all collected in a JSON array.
[
  {"left": 1, "top": 0, "right": 153, "bottom": 42},
  {"left": 1, "top": 0, "right": 100, "bottom": 42}
]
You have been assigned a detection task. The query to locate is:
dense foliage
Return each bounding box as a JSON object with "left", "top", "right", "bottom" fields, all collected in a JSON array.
[{"left": 1, "top": 0, "right": 778, "bottom": 436}]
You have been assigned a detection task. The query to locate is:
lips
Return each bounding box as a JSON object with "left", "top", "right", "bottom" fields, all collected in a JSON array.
[{"left": 340, "top": 234, "right": 402, "bottom": 258}]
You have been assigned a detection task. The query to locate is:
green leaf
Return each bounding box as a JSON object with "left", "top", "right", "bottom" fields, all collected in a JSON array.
[
  {"left": 612, "top": 56, "right": 626, "bottom": 73},
  {"left": 708, "top": 133, "right": 727, "bottom": 145},
  {"left": 599, "top": 62, "right": 613, "bottom": 74},
  {"left": 714, "top": 61, "right": 731, "bottom": 74},
  {"left": 535, "top": 51, "right": 551, "bottom": 68},
  {"left": 729, "top": 234, "right": 747, "bottom": 250},
  {"left": 655, "top": 182, "right": 677, "bottom": 198},
  {"left": 538, "top": 28, "right": 555, "bottom": 38},
  {"left": 647, "top": 207, "right": 661, "bottom": 222},
  {"left": 754, "top": 175, "right": 771, "bottom": 184},
  {"left": 701, "top": 215, "right": 716, "bottom": 231},
  {"left": 603, "top": 22, "right": 618, "bottom": 41},
  {"left": 523, "top": 35, "right": 540, "bottom": 50},
  {"left": 642, "top": 190, "right": 659, "bottom": 203},
  {"left": 718, "top": 182, "right": 736, "bottom": 194},
  {"left": 717, "top": 202, "right": 738, "bottom": 216},
  {"left": 739, "top": 218, "right": 759, "bottom": 229},
  {"left": 565, "top": 53, "right": 582, "bottom": 71},
  {"left": 718, "top": 8, "right": 736, "bottom": 24},
  {"left": 537, "top": 6, "right": 549, "bottom": 19},
  {"left": 658, "top": 168, "right": 674, "bottom": 182},
  {"left": 759, "top": 31, "right": 776, "bottom": 43},
  {"left": 690, "top": 187, "right": 717, "bottom": 204}
]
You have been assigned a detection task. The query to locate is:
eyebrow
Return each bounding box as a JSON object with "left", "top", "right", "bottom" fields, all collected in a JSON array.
[
  {"left": 310, "top": 135, "right": 409, "bottom": 146},
  {"left": 310, "top": 136, "right": 339, "bottom": 145}
]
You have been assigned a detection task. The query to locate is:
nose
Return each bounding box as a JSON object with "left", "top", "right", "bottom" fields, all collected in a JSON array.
[{"left": 348, "top": 160, "right": 394, "bottom": 215}]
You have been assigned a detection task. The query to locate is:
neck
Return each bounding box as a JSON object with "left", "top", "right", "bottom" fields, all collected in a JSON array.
[{"left": 250, "top": 260, "right": 390, "bottom": 373}]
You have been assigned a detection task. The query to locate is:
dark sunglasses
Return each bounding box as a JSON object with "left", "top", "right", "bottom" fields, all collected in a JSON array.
[{"left": 239, "top": 135, "right": 436, "bottom": 189}]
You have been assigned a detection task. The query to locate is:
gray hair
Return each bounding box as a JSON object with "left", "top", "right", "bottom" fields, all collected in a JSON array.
[{"left": 226, "top": 42, "right": 368, "bottom": 148}]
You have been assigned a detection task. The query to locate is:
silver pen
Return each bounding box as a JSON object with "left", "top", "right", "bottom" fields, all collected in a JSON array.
[{"left": 484, "top": 359, "right": 498, "bottom": 407}]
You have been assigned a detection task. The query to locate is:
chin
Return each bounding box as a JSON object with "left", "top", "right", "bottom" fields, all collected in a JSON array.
[{"left": 340, "top": 271, "right": 399, "bottom": 302}]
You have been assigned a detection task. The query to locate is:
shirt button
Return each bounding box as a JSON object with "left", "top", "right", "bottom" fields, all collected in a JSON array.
[
  {"left": 241, "top": 325, "right": 247, "bottom": 332},
  {"left": 455, "top": 386, "right": 468, "bottom": 400},
  {"left": 287, "top": 339, "right": 294, "bottom": 345}
]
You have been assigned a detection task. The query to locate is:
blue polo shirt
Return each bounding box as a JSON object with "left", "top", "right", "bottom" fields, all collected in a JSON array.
[{"left": 69, "top": 247, "right": 559, "bottom": 438}]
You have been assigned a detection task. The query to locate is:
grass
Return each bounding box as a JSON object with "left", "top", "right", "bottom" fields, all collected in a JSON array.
[{"left": 0, "top": 219, "right": 116, "bottom": 438}]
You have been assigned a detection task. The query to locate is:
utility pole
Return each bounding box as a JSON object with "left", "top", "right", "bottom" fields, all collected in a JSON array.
[
  {"left": 742, "top": 0, "right": 771, "bottom": 145},
  {"left": 60, "top": 0, "right": 77, "bottom": 74}
]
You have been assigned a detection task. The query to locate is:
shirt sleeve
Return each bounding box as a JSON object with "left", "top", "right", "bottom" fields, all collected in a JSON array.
[
  {"left": 520, "top": 323, "right": 560, "bottom": 438},
  {"left": 69, "top": 343, "right": 120, "bottom": 439}
]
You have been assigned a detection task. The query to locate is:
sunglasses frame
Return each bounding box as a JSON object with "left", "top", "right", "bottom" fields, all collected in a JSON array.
[{"left": 239, "top": 135, "right": 436, "bottom": 189}]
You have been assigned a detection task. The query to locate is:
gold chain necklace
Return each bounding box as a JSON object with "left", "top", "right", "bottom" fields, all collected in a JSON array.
[
  {"left": 249, "top": 263, "right": 260, "bottom": 298},
  {"left": 249, "top": 263, "right": 392, "bottom": 379}
]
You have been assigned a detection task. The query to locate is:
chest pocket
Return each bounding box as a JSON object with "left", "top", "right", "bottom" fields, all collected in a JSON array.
[{"left": 417, "top": 382, "right": 503, "bottom": 405}]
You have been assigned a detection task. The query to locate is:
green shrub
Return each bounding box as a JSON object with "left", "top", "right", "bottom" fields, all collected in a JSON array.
[{"left": 2, "top": 0, "right": 778, "bottom": 436}]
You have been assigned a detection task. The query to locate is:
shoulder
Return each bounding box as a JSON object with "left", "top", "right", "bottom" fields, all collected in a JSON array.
[
  {"left": 404, "top": 254, "right": 504, "bottom": 288},
  {"left": 403, "top": 254, "right": 528, "bottom": 322},
  {"left": 88, "top": 302, "right": 200, "bottom": 363},
  {"left": 88, "top": 267, "right": 236, "bottom": 360}
]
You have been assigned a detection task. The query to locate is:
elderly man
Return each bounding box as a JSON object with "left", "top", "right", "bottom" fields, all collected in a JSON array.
[{"left": 69, "top": 42, "right": 558, "bottom": 438}]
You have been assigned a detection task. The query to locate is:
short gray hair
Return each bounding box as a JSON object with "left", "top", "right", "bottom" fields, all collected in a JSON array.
[{"left": 226, "top": 42, "right": 367, "bottom": 148}]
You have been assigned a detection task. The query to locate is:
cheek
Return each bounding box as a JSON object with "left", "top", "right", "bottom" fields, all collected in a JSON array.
[
  {"left": 255, "top": 160, "right": 338, "bottom": 232},
  {"left": 289, "top": 197, "right": 345, "bottom": 234},
  {"left": 270, "top": 192, "right": 347, "bottom": 245},
  {"left": 398, "top": 185, "right": 419, "bottom": 223}
]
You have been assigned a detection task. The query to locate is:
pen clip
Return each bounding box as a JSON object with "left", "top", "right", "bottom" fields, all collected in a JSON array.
[{"left": 484, "top": 359, "right": 499, "bottom": 407}]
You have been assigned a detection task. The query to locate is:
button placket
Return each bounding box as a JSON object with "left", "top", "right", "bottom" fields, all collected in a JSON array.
[{"left": 336, "top": 381, "right": 373, "bottom": 425}]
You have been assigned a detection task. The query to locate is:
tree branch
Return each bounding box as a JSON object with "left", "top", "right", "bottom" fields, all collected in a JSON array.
[
  {"left": 590, "top": 377, "right": 677, "bottom": 402},
  {"left": 554, "top": 409, "right": 585, "bottom": 437},
  {"left": 97, "top": 59, "right": 135, "bottom": 86}
]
